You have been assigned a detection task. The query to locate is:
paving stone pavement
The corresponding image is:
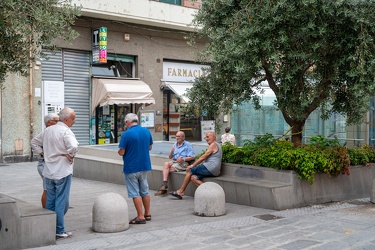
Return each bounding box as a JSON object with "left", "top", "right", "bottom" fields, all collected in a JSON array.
[{"left": 1, "top": 162, "right": 375, "bottom": 249}]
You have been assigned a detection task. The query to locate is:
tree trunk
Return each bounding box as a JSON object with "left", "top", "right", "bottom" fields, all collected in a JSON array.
[{"left": 291, "top": 122, "right": 305, "bottom": 147}]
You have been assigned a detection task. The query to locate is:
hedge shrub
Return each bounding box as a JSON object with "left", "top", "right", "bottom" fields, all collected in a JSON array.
[{"left": 219, "top": 134, "right": 374, "bottom": 184}]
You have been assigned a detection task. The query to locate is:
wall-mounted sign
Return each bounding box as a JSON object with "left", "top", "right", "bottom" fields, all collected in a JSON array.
[
  {"left": 43, "top": 81, "right": 64, "bottom": 127},
  {"left": 163, "top": 61, "right": 210, "bottom": 82},
  {"left": 201, "top": 120, "right": 215, "bottom": 141},
  {"left": 92, "top": 27, "right": 107, "bottom": 64},
  {"left": 140, "top": 111, "right": 155, "bottom": 128}
]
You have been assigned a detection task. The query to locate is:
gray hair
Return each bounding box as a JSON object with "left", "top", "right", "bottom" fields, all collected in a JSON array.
[
  {"left": 125, "top": 113, "right": 138, "bottom": 123},
  {"left": 44, "top": 113, "right": 58, "bottom": 126},
  {"left": 59, "top": 107, "right": 75, "bottom": 121}
]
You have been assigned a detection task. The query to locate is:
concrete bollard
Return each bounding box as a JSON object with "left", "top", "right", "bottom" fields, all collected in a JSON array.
[
  {"left": 92, "top": 192, "right": 129, "bottom": 233},
  {"left": 194, "top": 182, "right": 226, "bottom": 217},
  {"left": 371, "top": 179, "right": 375, "bottom": 204}
]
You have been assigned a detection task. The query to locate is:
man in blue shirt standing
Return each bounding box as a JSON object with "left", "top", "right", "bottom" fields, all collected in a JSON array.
[
  {"left": 155, "top": 131, "right": 195, "bottom": 196},
  {"left": 118, "top": 113, "right": 153, "bottom": 224}
]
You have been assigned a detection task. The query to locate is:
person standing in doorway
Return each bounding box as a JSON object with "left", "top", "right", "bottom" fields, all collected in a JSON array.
[
  {"left": 31, "top": 113, "right": 59, "bottom": 208},
  {"left": 118, "top": 113, "right": 153, "bottom": 224},
  {"left": 31, "top": 107, "right": 79, "bottom": 238}
]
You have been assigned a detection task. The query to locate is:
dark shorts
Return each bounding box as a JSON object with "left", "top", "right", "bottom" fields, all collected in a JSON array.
[{"left": 190, "top": 164, "right": 214, "bottom": 180}]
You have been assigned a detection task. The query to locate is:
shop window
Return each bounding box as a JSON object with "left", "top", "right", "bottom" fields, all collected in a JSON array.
[
  {"left": 159, "top": 0, "right": 182, "bottom": 5},
  {"left": 92, "top": 61, "right": 133, "bottom": 77},
  {"left": 92, "top": 54, "right": 135, "bottom": 78}
]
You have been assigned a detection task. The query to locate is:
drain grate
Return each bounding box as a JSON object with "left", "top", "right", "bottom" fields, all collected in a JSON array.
[{"left": 254, "top": 214, "right": 284, "bottom": 221}]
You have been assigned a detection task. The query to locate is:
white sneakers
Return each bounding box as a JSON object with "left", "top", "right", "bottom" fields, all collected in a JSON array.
[{"left": 56, "top": 231, "right": 73, "bottom": 238}]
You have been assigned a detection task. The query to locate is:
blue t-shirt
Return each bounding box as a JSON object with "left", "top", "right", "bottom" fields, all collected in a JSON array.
[
  {"left": 172, "top": 141, "right": 195, "bottom": 160},
  {"left": 119, "top": 124, "right": 153, "bottom": 174}
]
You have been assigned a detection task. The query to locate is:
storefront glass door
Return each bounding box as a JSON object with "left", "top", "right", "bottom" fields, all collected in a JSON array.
[
  {"left": 95, "top": 104, "right": 132, "bottom": 144},
  {"left": 163, "top": 90, "right": 201, "bottom": 141}
]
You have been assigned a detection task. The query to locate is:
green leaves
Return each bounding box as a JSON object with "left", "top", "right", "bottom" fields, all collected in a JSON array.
[
  {"left": 189, "top": 0, "right": 375, "bottom": 146},
  {"left": 0, "top": 0, "right": 81, "bottom": 83},
  {"left": 221, "top": 134, "right": 374, "bottom": 184}
]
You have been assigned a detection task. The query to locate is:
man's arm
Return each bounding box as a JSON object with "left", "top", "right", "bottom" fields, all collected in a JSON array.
[
  {"left": 31, "top": 132, "right": 44, "bottom": 155},
  {"left": 188, "top": 142, "right": 218, "bottom": 168},
  {"left": 64, "top": 129, "right": 79, "bottom": 157},
  {"left": 168, "top": 145, "right": 175, "bottom": 159},
  {"left": 118, "top": 148, "right": 125, "bottom": 156}
]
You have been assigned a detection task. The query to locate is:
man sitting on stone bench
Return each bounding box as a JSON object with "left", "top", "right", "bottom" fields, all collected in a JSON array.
[
  {"left": 155, "top": 131, "right": 195, "bottom": 196},
  {"left": 169, "top": 131, "right": 222, "bottom": 199}
]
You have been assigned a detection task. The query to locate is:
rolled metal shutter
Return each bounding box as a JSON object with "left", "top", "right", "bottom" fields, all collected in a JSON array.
[
  {"left": 41, "top": 50, "right": 63, "bottom": 81},
  {"left": 63, "top": 50, "right": 90, "bottom": 145},
  {"left": 42, "top": 49, "right": 90, "bottom": 145}
]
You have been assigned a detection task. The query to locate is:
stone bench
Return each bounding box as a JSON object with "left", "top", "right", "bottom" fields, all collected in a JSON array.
[
  {"left": 74, "top": 147, "right": 375, "bottom": 211},
  {"left": 147, "top": 164, "right": 293, "bottom": 210},
  {"left": 0, "top": 194, "right": 56, "bottom": 249},
  {"left": 74, "top": 153, "right": 293, "bottom": 210}
]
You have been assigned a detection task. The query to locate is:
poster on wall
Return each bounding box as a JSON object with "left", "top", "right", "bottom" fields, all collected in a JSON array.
[
  {"left": 43, "top": 81, "right": 64, "bottom": 127},
  {"left": 201, "top": 120, "right": 215, "bottom": 141},
  {"left": 140, "top": 111, "right": 155, "bottom": 128}
]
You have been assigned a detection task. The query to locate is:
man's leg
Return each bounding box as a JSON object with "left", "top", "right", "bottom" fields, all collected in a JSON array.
[
  {"left": 155, "top": 162, "right": 174, "bottom": 196},
  {"left": 55, "top": 175, "right": 72, "bottom": 234},
  {"left": 191, "top": 176, "right": 203, "bottom": 187},
  {"left": 127, "top": 171, "right": 149, "bottom": 222},
  {"left": 142, "top": 195, "right": 151, "bottom": 217},
  {"left": 176, "top": 171, "right": 192, "bottom": 196},
  {"left": 45, "top": 178, "right": 56, "bottom": 212},
  {"left": 133, "top": 197, "right": 145, "bottom": 220},
  {"left": 162, "top": 161, "right": 173, "bottom": 183},
  {"left": 37, "top": 160, "right": 46, "bottom": 208},
  {"left": 190, "top": 165, "right": 213, "bottom": 187},
  {"left": 41, "top": 190, "right": 47, "bottom": 208}
]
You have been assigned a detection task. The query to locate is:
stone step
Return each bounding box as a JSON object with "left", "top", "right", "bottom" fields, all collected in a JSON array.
[
  {"left": 74, "top": 154, "right": 292, "bottom": 210},
  {"left": 0, "top": 194, "right": 56, "bottom": 249}
]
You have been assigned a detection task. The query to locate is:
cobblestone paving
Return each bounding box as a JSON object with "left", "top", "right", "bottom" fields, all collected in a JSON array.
[{"left": 1, "top": 162, "right": 375, "bottom": 250}]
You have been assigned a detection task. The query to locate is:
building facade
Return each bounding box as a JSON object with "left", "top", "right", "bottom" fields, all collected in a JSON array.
[
  {"left": 2, "top": 0, "right": 212, "bottom": 162},
  {"left": 2, "top": 0, "right": 373, "bottom": 162}
]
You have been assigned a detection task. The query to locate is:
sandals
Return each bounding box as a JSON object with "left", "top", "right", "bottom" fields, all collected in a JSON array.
[
  {"left": 169, "top": 191, "right": 183, "bottom": 199},
  {"left": 154, "top": 185, "right": 168, "bottom": 196},
  {"left": 145, "top": 215, "right": 151, "bottom": 221},
  {"left": 129, "top": 217, "right": 146, "bottom": 224},
  {"left": 155, "top": 190, "right": 168, "bottom": 196}
]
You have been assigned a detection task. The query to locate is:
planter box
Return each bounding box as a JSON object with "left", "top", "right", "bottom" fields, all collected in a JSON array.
[
  {"left": 74, "top": 146, "right": 375, "bottom": 210},
  {"left": 216, "top": 163, "right": 375, "bottom": 210}
]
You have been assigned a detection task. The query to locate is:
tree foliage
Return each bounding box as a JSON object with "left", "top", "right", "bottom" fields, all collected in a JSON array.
[
  {"left": 188, "top": 0, "right": 375, "bottom": 146},
  {"left": 0, "top": 0, "right": 81, "bottom": 83}
]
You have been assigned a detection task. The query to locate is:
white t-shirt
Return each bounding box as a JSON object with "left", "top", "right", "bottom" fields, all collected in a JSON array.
[{"left": 221, "top": 133, "right": 236, "bottom": 145}]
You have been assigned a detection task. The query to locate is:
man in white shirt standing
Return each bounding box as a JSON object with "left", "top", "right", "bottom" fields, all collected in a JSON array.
[
  {"left": 31, "top": 107, "right": 79, "bottom": 239},
  {"left": 32, "top": 113, "right": 59, "bottom": 209}
]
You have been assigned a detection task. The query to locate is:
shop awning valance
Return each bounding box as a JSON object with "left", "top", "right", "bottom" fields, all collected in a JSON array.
[
  {"left": 92, "top": 78, "right": 155, "bottom": 111},
  {"left": 164, "top": 82, "right": 193, "bottom": 103}
]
